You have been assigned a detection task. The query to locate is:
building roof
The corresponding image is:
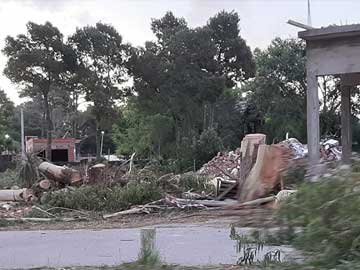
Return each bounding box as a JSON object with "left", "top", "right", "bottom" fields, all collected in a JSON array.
[{"left": 299, "top": 24, "right": 360, "bottom": 41}]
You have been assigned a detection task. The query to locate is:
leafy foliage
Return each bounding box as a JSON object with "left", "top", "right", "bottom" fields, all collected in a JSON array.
[
  {"left": 18, "top": 152, "right": 41, "bottom": 188},
  {"left": 69, "top": 22, "right": 130, "bottom": 159},
  {"left": 0, "top": 89, "right": 17, "bottom": 151},
  {"left": 245, "top": 38, "right": 307, "bottom": 143},
  {"left": 279, "top": 169, "right": 360, "bottom": 268},
  {"left": 2, "top": 22, "right": 70, "bottom": 159},
  {"left": 115, "top": 11, "right": 255, "bottom": 170},
  {"left": 43, "top": 181, "right": 164, "bottom": 212}
]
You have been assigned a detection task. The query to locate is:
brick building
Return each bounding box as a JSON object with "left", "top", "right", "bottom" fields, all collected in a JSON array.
[{"left": 25, "top": 137, "right": 81, "bottom": 162}]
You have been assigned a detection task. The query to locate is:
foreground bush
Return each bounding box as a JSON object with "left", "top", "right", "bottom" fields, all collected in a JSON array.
[
  {"left": 42, "top": 181, "right": 164, "bottom": 212},
  {"left": 279, "top": 169, "right": 360, "bottom": 268}
]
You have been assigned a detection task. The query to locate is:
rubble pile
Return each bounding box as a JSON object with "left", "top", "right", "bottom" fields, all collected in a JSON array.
[
  {"left": 320, "top": 139, "right": 342, "bottom": 161},
  {"left": 198, "top": 148, "right": 241, "bottom": 180},
  {"left": 280, "top": 138, "right": 308, "bottom": 159}
]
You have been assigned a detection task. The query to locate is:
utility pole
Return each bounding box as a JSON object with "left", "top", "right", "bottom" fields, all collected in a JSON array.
[
  {"left": 21, "top": 108, "right": 25, "bottom": 158},
  {"left": 307, "top": 0, "right": 312, "bottom": 27},
  {"left": 100, "top": 131, "right": 105, "bottom": 157}
]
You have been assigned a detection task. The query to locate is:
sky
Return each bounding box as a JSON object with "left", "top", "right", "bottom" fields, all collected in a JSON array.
[{"left": 1, "top": 0, "right": 360, "bottom": 104}]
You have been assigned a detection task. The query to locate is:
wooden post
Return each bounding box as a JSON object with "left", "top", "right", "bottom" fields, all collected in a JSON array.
[
  {"left": 306, "top": 72, "right": 320, "bottom": 165},
  {"left": 341, "top": 84, "right": 352, "bottom": 164}
]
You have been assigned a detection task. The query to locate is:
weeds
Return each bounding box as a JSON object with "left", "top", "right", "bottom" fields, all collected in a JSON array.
[{"left": 230, "top": 226, "right": 283, "bottom": 266}]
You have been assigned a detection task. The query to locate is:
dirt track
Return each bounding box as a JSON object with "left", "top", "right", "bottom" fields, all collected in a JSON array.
[{"left": 0, "top": 208, "right": 277, "bottom": 231}]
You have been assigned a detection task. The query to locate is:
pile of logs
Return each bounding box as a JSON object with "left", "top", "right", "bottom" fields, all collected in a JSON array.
[{"left": 0, "top": 161, "right": 85, "bottom": 204}]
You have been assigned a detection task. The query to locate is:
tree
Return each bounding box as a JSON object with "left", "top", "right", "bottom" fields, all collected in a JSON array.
[
  {"left": 0, "top": 89, "right": 16, "bottom": 152},
  {"left": 245, "top": 38, "right": 307, "bottom": 142},
  {"left": 123, "top": 11, "right": 255, "bottom": 168},
  {"left": 207, "top": 10, "right": 255, "bottom": 87},
  {"left": 3, "top": 21, "right": 69, "bottom": 160},
  {"left": 69, "top": 22, "right": 130, "bottom": 160}
]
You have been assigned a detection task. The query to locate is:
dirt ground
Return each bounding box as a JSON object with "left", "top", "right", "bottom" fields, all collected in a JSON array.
[
  {"left": 33, "top": 265, "right": 258, "bottom": 270},
  {"left": 0, "top": 207, "right": 277, "bottom": 231}
]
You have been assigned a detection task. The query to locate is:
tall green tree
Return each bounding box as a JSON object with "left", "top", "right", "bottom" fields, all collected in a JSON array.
[
  {"left": 2, "top": 21, "right": 69, "bottom": 159},
  {"left": 113, "top": 11, "right": 255, "bottom": 170},
  {"left": 69, "top": 22, "right": 130, "bottom": 160},
  {"left": 208, "top": 10, "right": 255, "bottom": 87},
  {"left": 245, "top": 38, "right": 307, "bottom": 142}
]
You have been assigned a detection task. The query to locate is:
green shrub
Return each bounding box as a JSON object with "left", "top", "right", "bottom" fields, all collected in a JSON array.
[
  {"left": 279, "top": 169, "right": 360, "bottom": 267},
  {"left": 42, "top": 181, "right": 164, "bottom": 212},
  {"left": 283, "top": 165, "right": 306, "bottom": 187},
  {"left": 0, "top": 169, "right": 19, "bottom": 188},
  {"left": 18, "top": 152, "right": 40, "bottom": 188}
]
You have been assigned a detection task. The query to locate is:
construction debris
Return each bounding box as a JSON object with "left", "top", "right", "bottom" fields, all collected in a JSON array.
[
  {"left": 280, "top": 138, "right": 308, "bottom": 159},
  {"left": 320, "top": 139, "right": 342, "bottom": 161},
  {"left": 199, "top": 134, "right": 267, "bottom": 181}
]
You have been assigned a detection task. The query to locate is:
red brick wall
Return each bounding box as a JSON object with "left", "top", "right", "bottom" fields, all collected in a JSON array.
[{"left": 27, "top": 138, "right": 77, "bottom": 162}]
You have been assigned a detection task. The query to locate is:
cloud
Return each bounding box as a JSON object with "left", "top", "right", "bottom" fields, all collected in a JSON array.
[{"left": 4, "top": 0, "right": 92, "bottom": 12}]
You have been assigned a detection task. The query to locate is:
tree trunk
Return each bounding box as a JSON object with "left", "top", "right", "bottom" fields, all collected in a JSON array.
[
  {"left": 95, "top": 119, "right": 101, "bottom": 161},
  {"left": 0, "top": 188, "right": 32, "bottom": 201},
  {"left": 43, "top": 93, "right": 52, "bottom": 161}
]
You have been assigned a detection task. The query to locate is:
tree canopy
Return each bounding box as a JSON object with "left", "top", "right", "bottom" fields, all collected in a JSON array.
[
  {"left": 69, "top": 22, "right": 130, "bottom": 159},
  {"left": 2, "top": 21, "right": 69, "bottom": 159}
]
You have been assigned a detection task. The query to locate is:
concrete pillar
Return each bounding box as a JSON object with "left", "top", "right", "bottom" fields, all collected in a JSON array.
[
  {"left": 341, "top": 85, "right": 352, "bottom": 164},
  {"left": 306, "top": 72, "right": 320, "bottom": 165}
]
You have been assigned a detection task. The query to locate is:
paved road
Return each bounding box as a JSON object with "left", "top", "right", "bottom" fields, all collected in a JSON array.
[{"left": 0, "top": 224, "right": 298, "bottom": 269}]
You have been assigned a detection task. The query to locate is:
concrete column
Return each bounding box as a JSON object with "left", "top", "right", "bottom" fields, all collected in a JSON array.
[
  {"left": 341, "top": 85, "right": 352, "bottom": 164},
  {"left": 306, "top": 72, "right": 320, "bottom": 165}
]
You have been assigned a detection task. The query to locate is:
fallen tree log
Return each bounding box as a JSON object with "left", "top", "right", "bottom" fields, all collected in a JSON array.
[
  {"left": 103, "top": 195, "right": 277, "bottom": 219},
  {"left": 0, "top": 189, "right": 34, "bottom": 202},
  {"left": 103, "top": 207, "right": 151, "bottom": 219},
  {"left": 38, "top": 162, "right": 81, "bottom": 184}
]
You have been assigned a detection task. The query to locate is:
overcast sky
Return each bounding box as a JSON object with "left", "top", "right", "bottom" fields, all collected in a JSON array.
[{"left": 1, "top": 0, "right": 360, "bottom": 104}]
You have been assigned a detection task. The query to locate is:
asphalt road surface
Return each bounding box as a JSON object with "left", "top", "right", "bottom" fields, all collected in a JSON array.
[{"left": 0, "top": 224, "right": 298, "bottom": 269}]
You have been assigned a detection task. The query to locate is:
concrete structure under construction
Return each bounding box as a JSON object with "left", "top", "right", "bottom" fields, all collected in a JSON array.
[{"left": 299, "top": 24, "right": 360, "bottom": 164}]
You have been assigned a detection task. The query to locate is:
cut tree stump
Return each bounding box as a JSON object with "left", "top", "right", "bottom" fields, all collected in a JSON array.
[
  {"left": 238, "top": 144, "right": 291, "bottom": 202},
  {"left": 39, "top": 179, "right": 51, "bottom": 190}
]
